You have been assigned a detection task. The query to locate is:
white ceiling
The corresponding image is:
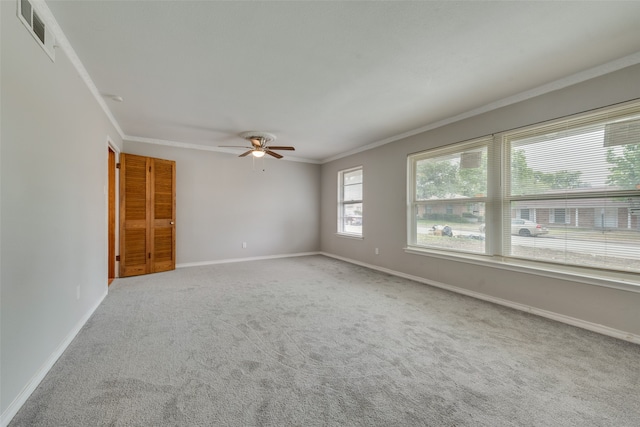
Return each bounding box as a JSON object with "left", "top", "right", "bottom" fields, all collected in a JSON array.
[{"left": 45, "top": 1, "right": 640, "bottom": 163}]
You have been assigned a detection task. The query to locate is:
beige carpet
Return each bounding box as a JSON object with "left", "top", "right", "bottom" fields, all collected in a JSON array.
[{"left": 9, "top": 255, "right": 640, "bottom": 426}]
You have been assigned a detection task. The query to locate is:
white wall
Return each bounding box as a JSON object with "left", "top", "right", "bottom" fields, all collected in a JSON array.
[
  {"left": 320, "top": 64, "right": 640, "bottom": 339},
  {"left": 0, "top": 1, "right": 123, "bottom": 421},
  {"left": 122, "top": 142, "right": 320, "bottom": 265}
]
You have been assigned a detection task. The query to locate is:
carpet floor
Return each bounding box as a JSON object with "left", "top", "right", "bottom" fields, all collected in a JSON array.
[{"left": 9, "top": 255, "right": 640, "bottom": 426}]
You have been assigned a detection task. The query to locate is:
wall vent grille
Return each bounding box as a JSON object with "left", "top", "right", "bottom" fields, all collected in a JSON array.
[{"left": 17, "top": 0, "right": 56, "bottom": 61}]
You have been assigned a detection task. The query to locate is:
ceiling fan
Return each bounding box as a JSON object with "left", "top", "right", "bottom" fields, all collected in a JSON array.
[{"left": 220, "top": 131, "right": 295, "bottom": 159}]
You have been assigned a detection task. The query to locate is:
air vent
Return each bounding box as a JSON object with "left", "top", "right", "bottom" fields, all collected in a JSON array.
[{"left": 17, "top": 0, "right": 56, "bottom": 61}]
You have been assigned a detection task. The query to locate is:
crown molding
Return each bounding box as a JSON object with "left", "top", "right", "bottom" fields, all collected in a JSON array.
[
  {"left": 321, "top": 51, "right": 640, "bottom": 164},
  {"left": 124, "top": 136, "right": 321, "bottom": 164},
  {"left": 29, "top": 1, "right": 640, "bottom": 166},
  {"left": 33, "top": 1, "right": 125, "bottom": 140}
]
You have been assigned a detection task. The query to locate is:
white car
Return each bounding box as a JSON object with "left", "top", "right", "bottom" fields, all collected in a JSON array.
[
  {"left": 511, "top": 219, "right": 548, "bottom": 237},
  {"left": 479, "top": 220, "right": 549, "bottom": 237}
]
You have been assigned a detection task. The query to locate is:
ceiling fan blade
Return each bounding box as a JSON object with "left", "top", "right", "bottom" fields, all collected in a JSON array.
[
  {"left": 265, "top": 150, "right": 283, "bottom": 159},
  {"left": 250, "top": 138, "right": 262, "bottom": 148},
  {"left": 239, "top": 150, "right": 254, "bottom": 157},
  {"left": 267, "top": 146, "right": 295, "bottom": 151}
]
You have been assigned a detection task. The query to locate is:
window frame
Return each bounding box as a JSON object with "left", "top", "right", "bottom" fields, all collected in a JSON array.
[
  {"left": 405, "top": 99, "right": 640, "bottom": 290},
  {"left": 407, "top": 137, "right": 491, "bottom": 255},
  {"left": 337, "top": 166, "right": 363, "bottom": 238}
]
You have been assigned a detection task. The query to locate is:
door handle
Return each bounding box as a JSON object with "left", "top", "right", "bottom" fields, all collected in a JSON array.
[{"left": 170, "top": 221, "right": 175, "bottom": 225}]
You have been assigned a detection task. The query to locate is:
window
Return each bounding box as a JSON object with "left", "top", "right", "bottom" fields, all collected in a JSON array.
[
  {"left": 407, "top": 100, "right": 640, "bottom": 277},
  {"left": 408, "top": 138, "right": 490, "bottom": 254},
  {"left": 338, "top": 167, "right": 363, "bottom": 236},
  {"left": 504, "top": 102, "right": 640, "bottom": 273},
  {"left": 550, "top": 208, "right": 567, "bottom": 224}
]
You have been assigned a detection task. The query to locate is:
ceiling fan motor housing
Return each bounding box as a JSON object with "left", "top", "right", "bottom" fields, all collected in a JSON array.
[
  {"left": 240, "top": 131, "right": 276, "bottom": 146},
  {"left": 219, "top": 131, "right": 293, "bottom": 159}
]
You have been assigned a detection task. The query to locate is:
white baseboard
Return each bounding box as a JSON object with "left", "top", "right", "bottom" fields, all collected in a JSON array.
[
  {"left": 177, "top": 251, "right": 321, "bottom": 269},
  {"left": 320, "top": 252, "right": 640, "bottom": 345},
  {"left": 1, "top": 290, "right": 108, "bottom": 427}
]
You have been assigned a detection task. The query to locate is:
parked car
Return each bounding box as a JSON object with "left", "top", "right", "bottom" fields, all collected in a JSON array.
[
  {"left": 478, "top": 220, "right": 549, "bottom": 237},
  {"left": 511, "top": 219, "right": 548, "bottom": 236},
  {"left": 346, "top": 216, "right": 362, "bottom": 225}
]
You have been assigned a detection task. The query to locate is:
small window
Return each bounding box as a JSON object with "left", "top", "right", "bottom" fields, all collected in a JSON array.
[
  {"left": 338, "top": 167, "right": 363, "bottom": 236},
  {"left": 551, "top": 208, "right": 567, "bottom": 224}
]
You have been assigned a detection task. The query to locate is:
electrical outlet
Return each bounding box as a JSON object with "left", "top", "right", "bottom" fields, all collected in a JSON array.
[
  {"left": 375, "top": 248, "right": 379, "bottom": 255},
  {"left": 242, "top": 242, "right": 247, "bottom": 249}
]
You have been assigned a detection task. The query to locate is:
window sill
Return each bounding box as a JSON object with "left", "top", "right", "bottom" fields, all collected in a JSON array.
[
  {"left": 404, "top": 246, "right": 640, "bottom": 294},
  {"left": 336, "top": 233, "right": 364, "bottom": 240}
]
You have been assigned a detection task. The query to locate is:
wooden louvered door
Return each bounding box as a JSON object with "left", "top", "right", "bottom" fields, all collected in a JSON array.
[
  {"left": 150, "top": 158, "right": 176, "bottom": 273},
  {"left": 119, "top": 154, "right": 176, "bottom": 277}
]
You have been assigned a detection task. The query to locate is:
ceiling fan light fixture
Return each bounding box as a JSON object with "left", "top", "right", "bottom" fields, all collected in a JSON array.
[{"left": 219, "top": 131, "right": 295, "bottom": 160}]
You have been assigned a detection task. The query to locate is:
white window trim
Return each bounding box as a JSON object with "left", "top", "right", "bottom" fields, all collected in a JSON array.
[
  {"left": 407, "top": 137, "right": 491, "bottom": 254},
  {"left": 337, "top": 166, "right": 363, "bottom": 237},
  {"left": 403, "top": 246, "right": 640, "bottom": 293}
]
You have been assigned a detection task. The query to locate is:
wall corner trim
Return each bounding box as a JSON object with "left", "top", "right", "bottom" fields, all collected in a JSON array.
[
  {"left": 319, "top": 252, "right": 640, "bottom": 345},
  {"left": 0, "top": 290, "right": 108, "bottom": 427}
]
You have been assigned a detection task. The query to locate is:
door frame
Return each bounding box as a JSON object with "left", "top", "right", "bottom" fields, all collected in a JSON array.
[{"left": 107, "top": 138, "right": 120, "bottom": 284}]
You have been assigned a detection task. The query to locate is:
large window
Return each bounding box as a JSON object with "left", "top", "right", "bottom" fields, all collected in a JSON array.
[
  {"left": 408, "top": 138, "right": 489, "bottom": 254},
  {"left": 408, "top": 100, "right": 640, "bottom": 276},
  {"left": 504, "top": 102, "right": 640, "bottom": 273},
  {"left": 338, "top": 166, "right": 363, "bottom": 236}
]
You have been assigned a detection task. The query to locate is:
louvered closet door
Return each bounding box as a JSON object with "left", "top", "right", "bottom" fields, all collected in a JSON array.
[
  {"left": 120, "top": 154, "right": 176, "bottom": 277},
  {"left": 150, "top": 158, "right": 176, "bottom": 273}
]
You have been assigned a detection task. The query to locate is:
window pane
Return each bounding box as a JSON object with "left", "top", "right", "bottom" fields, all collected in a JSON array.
[
  {"left": 552, "top": 208, "right": 566, "bottom": 224},
  {"left": 416, "top": 202, "right": 485, "bottom": 254},
  {"left": 344, "top": 169, "right": 362, "bottom": 185},
  {"left": 344, "top": 183, "right": 362, "bottom": 201},
  {"left": 510, "top": 121, "right": 640, "bottom": 197},
  {"left": 416, "top": 147, "right": 487, "bottom": 200},
  {"left": 509, "top": 198, "right": 640, "bottom": 273},
  {"left": 341, "top": 202, "right": 362, "bottom": 234}
]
